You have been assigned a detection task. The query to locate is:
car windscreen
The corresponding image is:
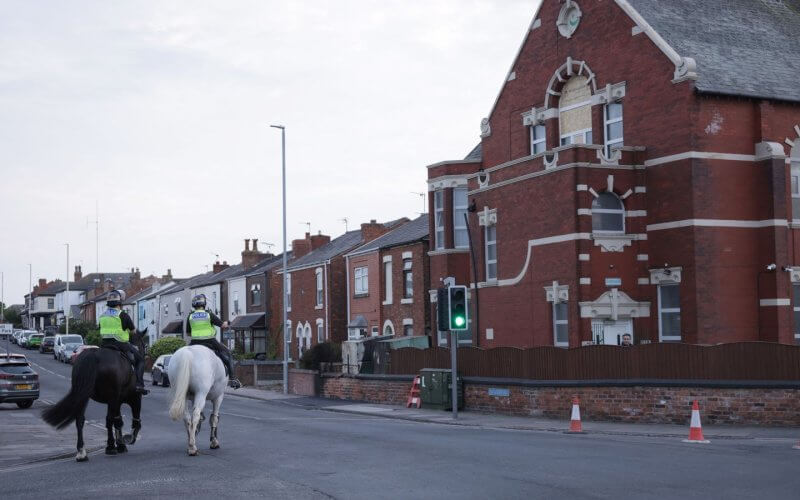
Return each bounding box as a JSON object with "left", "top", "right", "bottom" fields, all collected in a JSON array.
[
  {"left": 62, "top": 335, "right": 83, "bottom": 343},
  {"left": 31, "top": 335, "right": 43, "bottom": 339},
  {"left": 0, "top": 363, "right": 34, "bottom": 374}
]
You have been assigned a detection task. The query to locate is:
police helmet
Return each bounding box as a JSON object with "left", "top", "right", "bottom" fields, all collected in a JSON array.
[
  {"left": 191, "top": 294, "right": 207, "bottom": 309},
  {"left": 107, "top": 289, "right": 126, "bottom": 308}
]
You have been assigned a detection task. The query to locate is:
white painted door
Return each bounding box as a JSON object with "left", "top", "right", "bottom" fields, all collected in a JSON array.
[{"left": 593, "top": 319, "right": 633, "bottom": 345}]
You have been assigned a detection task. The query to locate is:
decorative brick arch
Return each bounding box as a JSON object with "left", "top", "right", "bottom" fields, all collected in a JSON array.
[{"left": 544, "top": 57, "right": 598, "bottom": 109}]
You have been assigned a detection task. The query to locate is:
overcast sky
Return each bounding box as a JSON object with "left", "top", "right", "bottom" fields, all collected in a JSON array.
[{"left": 0, "top": 0, "right": 540, "bottom": 304}]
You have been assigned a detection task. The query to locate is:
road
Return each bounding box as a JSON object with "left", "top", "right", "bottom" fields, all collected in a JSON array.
[{"left": 1, "top": 342, "right": 799, "bottom": 499}]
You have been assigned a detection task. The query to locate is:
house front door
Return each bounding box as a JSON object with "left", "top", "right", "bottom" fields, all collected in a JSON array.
[{"left": 593, "top": 319, "right": 633, "bottom": 345}]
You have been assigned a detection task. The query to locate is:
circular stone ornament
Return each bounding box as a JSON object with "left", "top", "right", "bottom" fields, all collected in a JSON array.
[{"left": 557, "top": 1, "right": 583, "bottom": 39}]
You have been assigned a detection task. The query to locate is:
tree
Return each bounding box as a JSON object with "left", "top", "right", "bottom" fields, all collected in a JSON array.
[
  {"left": 1, "top": 304, "right": 22, "bottom": 328},
  {"left": 149, "top": 336, "right": 186, "bottom": 360},
  {"left": 59, "top": 319, "right": 94, "bottom": 336}
]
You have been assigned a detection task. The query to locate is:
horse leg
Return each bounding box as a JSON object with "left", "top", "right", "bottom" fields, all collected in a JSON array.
[
  {"left": 186, "top": 393, "right": 207, "bottom": 456},
  {"left": 112, "top": 403, "right": 127, "bottom": 454},
  {"left": 105, "top": 407, "right": 117, "bottom": 455},
  {"left": 210, "top": 394, "right": 222, "bottom": 449},
  {"left": 75, "top": 413, "right": 88, "bottom": 462},
  {"left": 124, "top": 395, "right": 142, "bottom": 445}
]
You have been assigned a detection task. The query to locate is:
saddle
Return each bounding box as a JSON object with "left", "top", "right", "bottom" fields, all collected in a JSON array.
[{"left": 101, "top": 343, "right": 136, "bottom": 366}]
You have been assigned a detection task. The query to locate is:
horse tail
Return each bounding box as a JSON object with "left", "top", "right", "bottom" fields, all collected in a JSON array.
[
  {"left": 42, "top": 353, "right": 96, "bottom": 430},
  {"left": 168, "top": 348, "right": 192, "bottom": 421}
]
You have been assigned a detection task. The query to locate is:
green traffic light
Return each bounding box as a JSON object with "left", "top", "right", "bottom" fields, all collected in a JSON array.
[{"left": 454, "top": 316, "right": 465, "bottom": 327}]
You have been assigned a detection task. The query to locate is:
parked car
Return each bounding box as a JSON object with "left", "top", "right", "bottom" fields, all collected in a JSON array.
[
  {"left": 0, "top": 353, "right": 39, "bottom": 409},
  {"left": 54, "top": 334, "right": 84, "bottom": 363},
  {"left": 18, "top": 331, "right": 36, "bottom": 348},
  {"left": 70, "top": 345, "right": 98, "bottom": 364},
  {"left": 39, "top": 336, "right": 55, "bottom": 353},
  {"left": 26, "top": 334, "right": 44, "bottom": 350},
  {"left": 43, "top": 325, "right": 59, "bottom": 336},
  {"left": 151, "top": 355, "right": 172, "bottom": 387}
]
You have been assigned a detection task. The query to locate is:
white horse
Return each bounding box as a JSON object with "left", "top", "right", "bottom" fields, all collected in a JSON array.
[{"left": 167, "top": 345, "right": 228, "bottom": 456}]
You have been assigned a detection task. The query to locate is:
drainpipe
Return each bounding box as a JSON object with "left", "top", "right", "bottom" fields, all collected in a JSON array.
[
  {"left": 325, "top": 261, "right": 330, "bottom": 342},
  {"left": 345, "top": 255, "right": 350, "bottom": 336}
]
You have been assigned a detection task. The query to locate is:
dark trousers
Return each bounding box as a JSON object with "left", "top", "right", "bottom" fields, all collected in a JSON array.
[
  {"left": 190, "top": 338, "right": 236, "bottom": 378},
  {"left": 101, "top": 338, "right": 145, "bottom": 387}
]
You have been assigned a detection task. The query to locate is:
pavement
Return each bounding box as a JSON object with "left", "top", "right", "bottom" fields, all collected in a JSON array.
[
  {"left": 5, "top": 343, "right": 800, "bottom": 499},
  {"left": 222, "top": 384, "right": 800, "bottom": 440}
]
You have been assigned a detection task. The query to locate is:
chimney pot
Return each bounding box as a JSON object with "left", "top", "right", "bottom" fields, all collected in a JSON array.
[
  {"left": 244, "top": 239, "right": 250, "bottom": 251},
  {"left": 253, "top": 238, "right": 259, "bottom": 252}
]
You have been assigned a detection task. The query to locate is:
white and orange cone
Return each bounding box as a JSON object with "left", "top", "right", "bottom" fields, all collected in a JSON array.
[
  {"left": 567, "top": 396, "right": 584, "bottom": 433},
  {"left": 682, "top": 400, "right": 710, "bottom": 444}
]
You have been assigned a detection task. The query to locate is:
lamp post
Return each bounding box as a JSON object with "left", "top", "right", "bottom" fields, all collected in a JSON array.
[
  {"left": 270, "top": 124, "right": 288, "bottom": 395},
  {"left": 65, "top": 244, "right": 70, "bottom": 336},
  {"left": 28, "top": 264, "right": 32, "bottom": 330}
]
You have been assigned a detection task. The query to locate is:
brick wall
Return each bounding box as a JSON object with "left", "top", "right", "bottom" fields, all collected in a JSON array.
[
  {"left": 320, "top": 375, "right": 800, "bottom": 426},
  {"left": 288, "top": 368, "right": 319, "bottom": 397}
]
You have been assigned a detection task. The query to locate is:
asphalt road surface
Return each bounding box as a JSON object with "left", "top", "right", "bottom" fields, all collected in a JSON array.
[{"left": 1, "top": 343, "right": 799, "bottom": 499}]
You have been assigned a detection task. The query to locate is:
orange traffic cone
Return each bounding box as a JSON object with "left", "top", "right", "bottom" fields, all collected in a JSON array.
[
  {"left": 682, "top": 400, "right": 710, "bottom": 444},
  {"left": 567, "top": 396, "right": 584, "bottom": 433}
]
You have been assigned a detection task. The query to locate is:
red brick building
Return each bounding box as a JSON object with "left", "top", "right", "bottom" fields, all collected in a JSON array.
[
  {"left": 427, "top": 0, "right": 800, "bottom": 348},
  {"left": 275, "top": 221, "right": 403, "bottom": 359},
  {"left": 345, "top": 215, "right": 430, "bottom": 339}
]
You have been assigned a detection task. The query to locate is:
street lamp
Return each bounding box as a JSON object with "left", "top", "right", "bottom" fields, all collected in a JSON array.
[
  {"left": 270, "top": 124, "right": 289, "bottom": 395},
  {"left": 65, "top": 244, "right": 70, "bottom": 336}
]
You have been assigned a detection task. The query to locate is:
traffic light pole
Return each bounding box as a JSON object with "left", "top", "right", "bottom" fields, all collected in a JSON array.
[{"left": 450, "top": 329, "right": 458, "bottom": 420}]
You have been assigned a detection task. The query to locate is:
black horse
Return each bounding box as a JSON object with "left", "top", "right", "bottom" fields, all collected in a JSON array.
[{"left": 42, "top": 331, "right": 146, "bottom": 461}]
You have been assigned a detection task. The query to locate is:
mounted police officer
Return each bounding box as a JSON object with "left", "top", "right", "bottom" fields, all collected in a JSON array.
[
  {"left": 98, "top": 290, "right": 148, "bottom": 395},
  {"left": 185, "top": 294, "right": 241, "bottom": 389}
]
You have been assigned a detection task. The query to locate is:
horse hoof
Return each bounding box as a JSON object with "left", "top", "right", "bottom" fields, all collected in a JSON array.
[
  {"left": 105, "top": 446, "right": 118, "bottom": 455},
  {"left": 76, "top": 454, "right": 89, "bottom": 462},
  {"left": 187, "top": 449, "right": 198, "bottom": 456},
  {"left": 116, "top": 444, "right": 128, "bottom": 454},
  {"left": 123, "top": 434, "right": 135, "bottom": 445},
  {"left": 210, "top": 442, "right": 220, "bottom": 450}
]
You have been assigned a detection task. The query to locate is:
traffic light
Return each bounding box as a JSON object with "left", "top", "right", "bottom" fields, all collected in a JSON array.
[
  {"left": 437, "top": 287, "right": 450, "bottom": 332},
  {"left": 448, "top": 285, "right": 468, "bottom": 331}
]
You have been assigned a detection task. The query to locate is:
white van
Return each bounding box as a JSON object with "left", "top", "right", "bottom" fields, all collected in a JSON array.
[{"left": 53, "top": 334, "right": 84, "bottom": 362}]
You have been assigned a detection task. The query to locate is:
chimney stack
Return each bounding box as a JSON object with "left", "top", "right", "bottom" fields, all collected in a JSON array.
[
  {"left": 74, "top": 265, "right": 82, "bottom": 282},
  {"left": 361, "top": 219, "right": 391, "bottom": 243},
  {"left": 161, "top": 269, "right": 173, "bottom": 281},
  {"left": 38, "top": 278, "right": 47, "bottom": 289},
  {"left": 242, "top": 237, "right": 266, "bottom": 269},
  {"left": 213, "top": 260, "right": 230, "bottom": 274}
]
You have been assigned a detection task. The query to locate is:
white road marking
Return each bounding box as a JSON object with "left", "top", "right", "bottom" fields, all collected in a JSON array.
[{"left": 25, "top": 358, "right": 68, "bottom": 380}]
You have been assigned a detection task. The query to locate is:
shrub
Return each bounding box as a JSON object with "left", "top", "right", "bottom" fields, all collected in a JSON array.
[
  {"left": 300, "top": 342, "right": 342, "bottom": 371},
  {"left": 149, "top": 336, "right": 186, "bottom": 359},
  {"left": 84, "top": 330, "right": 102, "bottom": 346},
  {"left": 59, "top": 319, "right": 95, "bottom": 336}
]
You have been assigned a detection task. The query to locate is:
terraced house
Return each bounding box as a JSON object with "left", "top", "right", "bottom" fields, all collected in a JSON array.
[{"left": 427, "top": 0, "right": 800, "bottom": 348}]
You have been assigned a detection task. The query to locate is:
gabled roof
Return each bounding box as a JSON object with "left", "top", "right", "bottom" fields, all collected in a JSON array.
[
  {"left": 346, "top": 215, "right": 429, "bottom": 257},
  {"left": 190, "top": 264, "right": 244, "bottom": 288},
  {"left": 136, "top": 280, "right": 185, "bottom": 301},
  {"left": 157, "top": 273, "right": 211, "bottom": 296},
  {"left": 286, "top": 230, "right": 364, "bottom": 271},
  {"left": 627, "top": 0, "right": 800, "bottom": 103},
  {"left": 244, "top": 253, "right": 292, "bottom": 278},
  {"left": 464, "top": 143, "right": 482, "bottom": 161}
]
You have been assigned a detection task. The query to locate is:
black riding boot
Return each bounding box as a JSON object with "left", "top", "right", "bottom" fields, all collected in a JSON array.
[{"left": 219, "top": 350, "right": 241, "bottom": 389}]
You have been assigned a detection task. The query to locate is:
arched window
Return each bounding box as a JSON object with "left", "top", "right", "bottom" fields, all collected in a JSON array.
[
  {"left": 559, "top": 76, "right": 592, "bottom": 146},
  {"left": 383, "top": 320, "right": 395, "bottom": 336},
  {"left": 592, "top": 192, "right": 625, "bottom": 233}
]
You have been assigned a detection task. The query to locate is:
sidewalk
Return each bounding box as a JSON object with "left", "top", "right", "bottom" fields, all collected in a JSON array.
[
  {"left": 0, "top": 403, "right": 106, "bottom": 471},
  {"left": 224, "top": 385, "right": 800, "bottom": 440}
]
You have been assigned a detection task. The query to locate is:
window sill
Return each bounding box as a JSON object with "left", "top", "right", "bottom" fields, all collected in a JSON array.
[
  {"left": 314, "top": 305, "right": 323, "bottom": 310},
  {"left": 400, "top": 298, "right": 413, "bottom": 305},
  {"left": 591, "top": 233, "right": 635, "bottom": 252},
  {"left": 353, "top": 293, "right": 369, "bottom": 299},
  {"left": 382, "top": 300, "right": 393, "bottom": 306}
]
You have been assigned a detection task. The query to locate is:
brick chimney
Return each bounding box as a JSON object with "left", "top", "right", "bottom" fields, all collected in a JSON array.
[
  {"left": 213, "top": 260, "right": 230, "bottom": 274},
  {"left": 291, "top": 233, "right": 313, "bottom": 259},
  {"left": 361, "top": 219, "right": 390, "bottom": 243},
  {"left": 135, "top": 267, "right": 141, "bottom": 280},
  {"left": 242, "top": 238, "right": 266, "bottom": 269},
  {"left": 38, "top": 278, "right": 47, "bottom": 289},
  {"left": 74, "top": 265, "right": 82, "bottom": 282},
  {"left": 161, "top": 269, "right": 173, "bottom": 281},
  {"left": 310, "top": 231, "right": 331, "bottom": 250}
]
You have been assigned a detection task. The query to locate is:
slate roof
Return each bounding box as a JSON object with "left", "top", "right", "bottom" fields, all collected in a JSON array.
[
  {"left": 286, "top": 230, "right": 365, "bottom": 271},
  {"left": 629, "top": 0, "right": 800, "bottom": 103},
  {"left": 244, "top": 253, "right": 291, "bottom": 277},
  {"left": 190, "top": 264, "right": 244, "bottom": 288},
  {"left": 346, "top": 215, "right": 429, "bottom": 257},
  {"left": 464, "top": 143, "right": 482, "bottom": 161}
]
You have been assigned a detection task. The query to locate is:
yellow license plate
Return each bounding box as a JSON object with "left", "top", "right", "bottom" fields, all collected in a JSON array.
[{"left": 15, "top": 384, "right": 32, "bottom": 390}]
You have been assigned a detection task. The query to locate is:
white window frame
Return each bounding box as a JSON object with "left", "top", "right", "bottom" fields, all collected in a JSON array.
[
  {"left": 453, "top": 187, "right": 469, "bottom": 249},
  {"left": 790, "top": 162, "right": 800, "bottom": 221},
  {"left": 250, "top": 283, "right": 261, "bottom": 306},
  {"left": 604, "top": 102, "right": 624, "bottom": 157},
  {"left": 370, "top": 326, "right": 379, "bottom": 337},
  {"left": 485, "top": 224, "right": 497, "bottom": 282},
  {"left": 592, "top": 192, "right": 626, "bottom": 234},
  {"left": 530, "top": 124, "right": 546, "bottom": 154},
  {"left": 552, "top": 301, "right": 568, "bottom": 347},
  {"left": 560, "top": 128, "right": 592, "bottom": 146},
  {"left": 383, "top": 320, "right": 395, "bottom": 336},
  {"left": 383, "top": 261, "right": 393, "bottom": 304},
  {"left": 316, "top": 319, "right": 325, "bottom": 343},
  {"left": 657, "top": 284, "right": 681, "bottom": 342},
  {"left": 793, "top": 283, "right": 800, "bottom": 343},
  {"left": 354, "top": 267, "right": 368, "bottom": 295},
  {"left": 233, "top": 291, "right": 240, "bottom": 316},
  {"left": 175, "top": 297, "right": 182, "bottom": 317},
  {"left": 402, "top": 259, "right": 413, "bottom": 299},
  {"left": 315, "top": 268, "right": 323, "bottom": 308},
  {"left": 434, "top": 190, "right": 445, "bottom": 250}
]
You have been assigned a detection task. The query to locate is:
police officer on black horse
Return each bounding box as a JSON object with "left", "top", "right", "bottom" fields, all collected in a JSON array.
[
  {"left": 185, "top": 294, "right": 241, "bottom": 389},
  {"left": 99, "top": 290, "right": 148, "bottom": 395}
]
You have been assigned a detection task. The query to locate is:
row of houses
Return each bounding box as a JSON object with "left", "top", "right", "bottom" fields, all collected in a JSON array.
[{"left": 22, "top": 215, "right": 431, "bottom": 360}]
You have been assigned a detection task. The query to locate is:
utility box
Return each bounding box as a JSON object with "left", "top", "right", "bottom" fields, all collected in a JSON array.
[{"left": 419, "top": 368, "right": 464, "bottom": 411}]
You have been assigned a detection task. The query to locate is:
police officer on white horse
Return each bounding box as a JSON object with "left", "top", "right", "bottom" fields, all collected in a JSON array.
[{"left": 184, "top": 294, "right": 241, "bottom": 389}]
